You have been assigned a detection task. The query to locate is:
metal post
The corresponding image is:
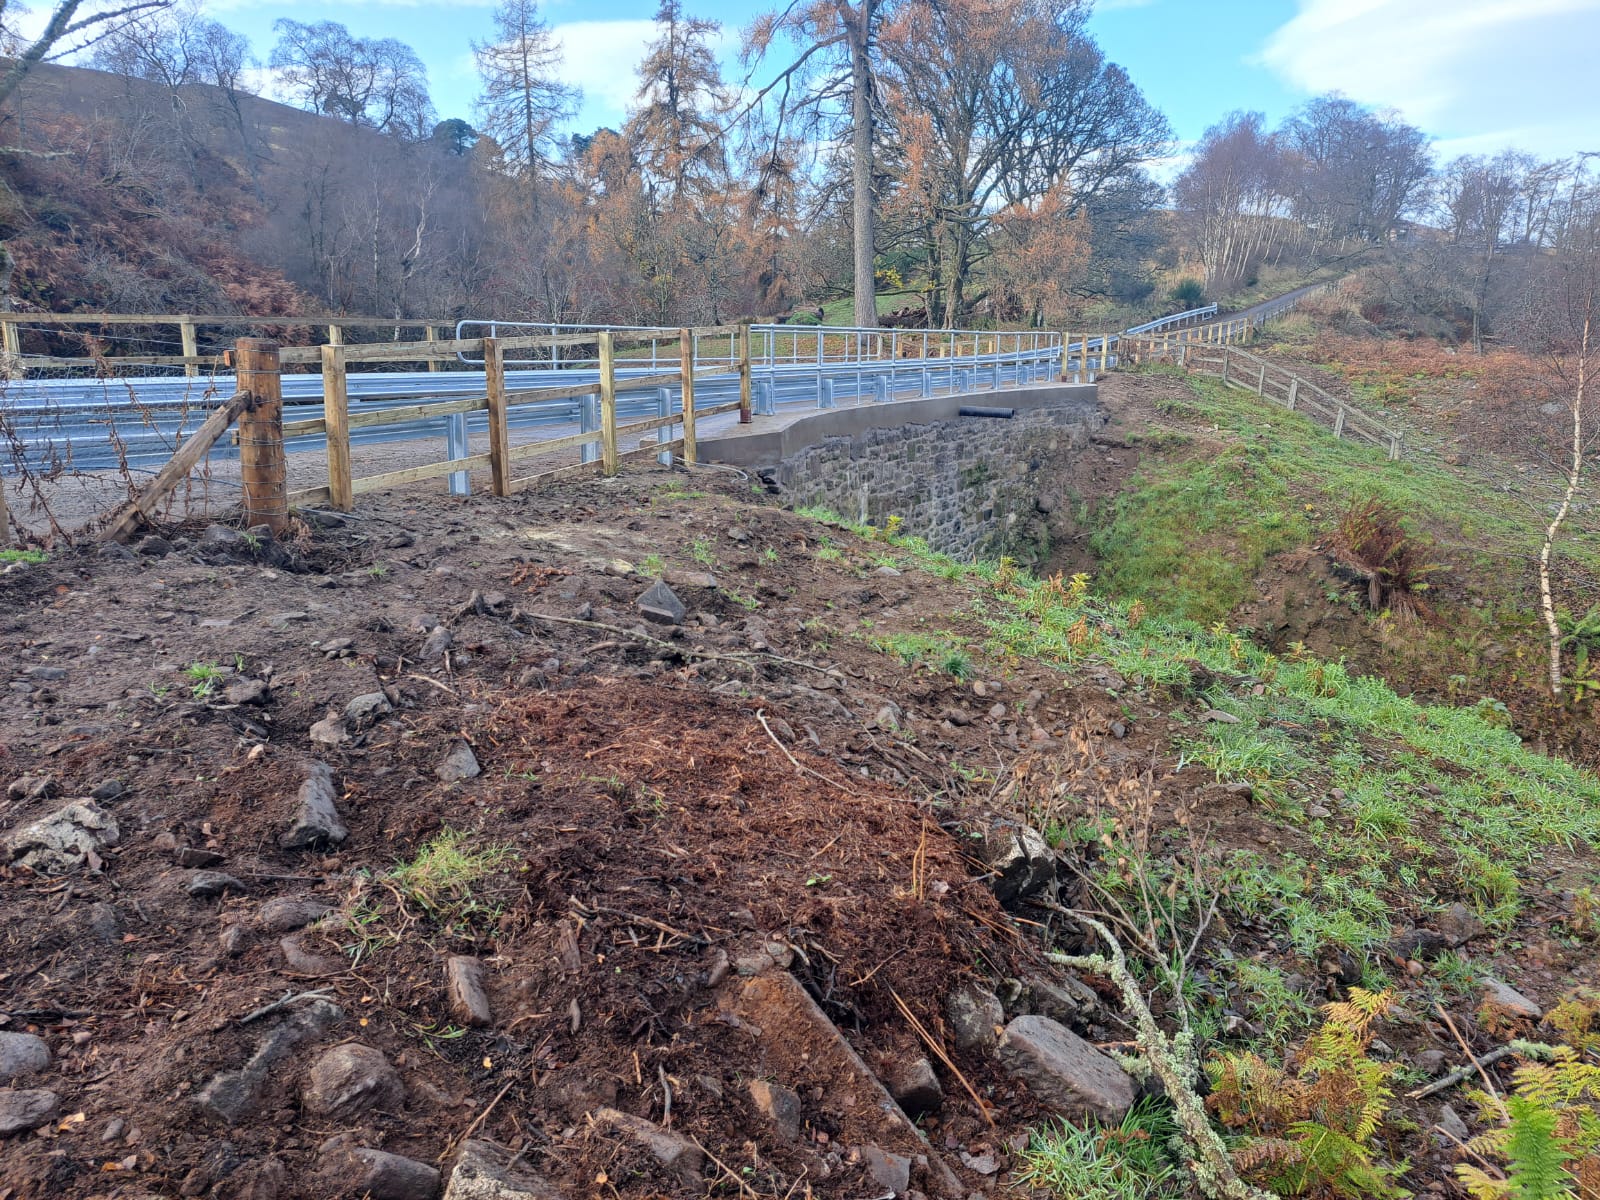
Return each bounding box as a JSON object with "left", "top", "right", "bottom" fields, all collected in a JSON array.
[
  {"left": 579, "top": 395, "right": 600, "bottom": 464},
  {"left": 655, "top": 387, "right": 674, "bottom": 465},
  {"left": 819, "top": 378, "right": 836, "bottom": 409},
  {"left": 446, "top": 412, "right": 470, "bottom": 496}
]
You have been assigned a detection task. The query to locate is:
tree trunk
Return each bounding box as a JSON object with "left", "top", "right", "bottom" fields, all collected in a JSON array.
[
  {"left": 846, "top": 4, "right": 877, "bottom": 329},
  {"left": 1540, "top": 310, "right": 1590, "bottom": 698}
]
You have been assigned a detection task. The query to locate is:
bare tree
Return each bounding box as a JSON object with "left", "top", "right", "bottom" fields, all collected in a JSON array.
[
  {"left": 1174, "top": 112, "right": 1294, "bottom": 295},
  {"left": 0, "top": 0, "right": 172, "bottom": 113},
  {"left": 473, "top": 0, "right": 575, "bottom": 178},
  {"left": 270, "top": 19, "right": 434, "bottom": 139}
]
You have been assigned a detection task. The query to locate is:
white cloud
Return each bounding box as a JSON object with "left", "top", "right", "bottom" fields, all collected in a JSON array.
[
  {"left": 550, "top": 18, "right": 657, "bottom": 125},
  {"left": 1259, "top": 0, "right": 1600, "bottom": 158}
]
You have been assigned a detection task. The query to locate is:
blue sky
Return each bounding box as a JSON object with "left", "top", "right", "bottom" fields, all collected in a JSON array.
[{"left": 193, "top": 0, "right": 1600, "bottom": 164}]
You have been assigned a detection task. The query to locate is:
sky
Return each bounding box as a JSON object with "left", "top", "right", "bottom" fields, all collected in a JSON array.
[{"left": 115, "top": 0, "right": 1600, "bottom": 166}]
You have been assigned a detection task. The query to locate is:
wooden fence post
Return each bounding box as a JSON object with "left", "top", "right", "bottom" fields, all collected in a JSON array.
[
  {"left": 598, "top": 331, "right": 618, "bottom": 475},
  {"left": 1256, "top": 363, "right": 1266, "bottom": 395},
  {"left": 320, "top": 343, "right": 353, "bottom": 511},
  {"left": 679, "top": 328, "right": 697, "bottom": 465},
  {"left": 484, "top": 336, "right": 510, "bottom": 497},
  {"left": 1220, "top": 346, "right": 1230, "bottom": 386},
  {"left": 1, "top": 318, "right": 18, "bottom": 362},
  {"left": 0, "top": 475, "right": 9, "bottom": 548},
  {"left": 737, "top": 323, "right": 753, "bottom": 423},
  {"left": 1287, "top": 377, "right": 1299, "bottom": 409},
  {"left": 180, "top": 317, "right": 198, "bottom": 379},
  {"left": 235, "top": 338, "right": 288, "bottom": 533},
  {"left": 1388, "top": 433, "right": 1401, "bottom": 461},
  {"left": 327, "top": 324, "right": 344, "bottom": 349},
  {"left": 1332, "top": 403, "right": 1346, "bottom": 439},
  {"left": 426, "top": 326, "right": 441, "bottom": 373}
]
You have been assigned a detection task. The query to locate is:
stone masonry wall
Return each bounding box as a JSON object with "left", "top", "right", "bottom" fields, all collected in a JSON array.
[{"left": 770, "top": 400, "right": 1105, "bottom": 565}]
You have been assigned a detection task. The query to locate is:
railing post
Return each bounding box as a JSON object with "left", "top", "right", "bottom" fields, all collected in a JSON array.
[
  {"left": 599, "top": 331, "right": 618, "bottom": 475},
  {"left": 1256, "top": 363, "right": 1266, "bottom": 395},
  {"left": 319, "top": 342, "right": 353, "bottom": 512},
  {"left": 0, "top": 471, "right": 9, "bottom": 547},
  {"left": 737, "top": 323, "right": 753, "bottom": 424},
  {"left": 1332, "top": 403, "right": 1346, "bottom": 440},
  {"left": 1220, "top": 346, "right": 1230, "bottom": 386},
  {"left": 327, "top": 324, "right": 344, "bottom": 348},
  {"left": 236, "top": 338, "right": 288, "bottom": 533},
  {"left": 1388, "top": 433, "right": 1401, "bottom": 461},
  {"left": 1287, "top": 377, "right": 1299, "bottom": 410},
  {"left": 1058, "top": 331, "right": 1070, "bottom": 382},
  {"left": 180, "top": 317, "right": 198, "bottom": 379},
  {"left": 426, "top": 326, "right": 441, "bottom": 373},
  {"left": 484, "top": 336, "right": 510, "bottom": 497},
  {"left": 679, "top": 328, "right": 696, "bottom": 465}
]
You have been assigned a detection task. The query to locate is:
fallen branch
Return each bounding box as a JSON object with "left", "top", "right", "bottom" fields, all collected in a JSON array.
[
  {"left": 1407, "top": 1037, "right": 1517, "bottom": 1102},
  {"left": 756, "top": 708, "right": 860, "bottom": 798},
  {"left": 102, "top": 389, "right": 253, "bottom": 543},
  {"left": 238, "top": 988, "right": 335, "bottom": 1025},
  {"left": 889, "top": 987, "right": 996, "bottom": 1128}
]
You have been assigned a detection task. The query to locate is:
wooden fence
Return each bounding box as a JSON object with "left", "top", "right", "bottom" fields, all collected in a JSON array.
[{"left": 1120, "top": 336, "right": 1402, "bottom": 460}]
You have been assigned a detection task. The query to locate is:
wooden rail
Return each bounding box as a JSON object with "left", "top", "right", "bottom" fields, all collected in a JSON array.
[{"left": 1121, "top": 336, "right": 1402, "bottom": 460}]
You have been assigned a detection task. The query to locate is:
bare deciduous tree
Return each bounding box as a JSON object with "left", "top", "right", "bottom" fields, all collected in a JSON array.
[{"left": 270, "top": 19, "right": 434, "bottom": 139}]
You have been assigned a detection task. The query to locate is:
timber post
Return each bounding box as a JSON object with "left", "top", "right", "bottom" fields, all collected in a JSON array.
[
  {"left": 484, "top": 336, "right": 510, "bottom": 497},
  {"left": 679, "top": 328, "right": 697, "bottom": 465},
  {"left": 234, "top": 338, "right": 288, "bottom": 534},
  {"left": 0, "top": 474, "right": 9, "bottom": 547},
  {"left": 737, "top": 323, "right": 753, "bottom": 424},
  {"left": 320, "top": 344, "right": 353, "bottom": 511},
  {"left": 180, "top": 317, "right": 198, "bottom": 378},
  {"left": 426, "top": 326, "right": 441, "bottom": 372},
  {"left": 598, "top": 331, "right": 618, "bottom": 475},
  {"left": 1, "top": 319, "right": 21, "bottom": 378}
]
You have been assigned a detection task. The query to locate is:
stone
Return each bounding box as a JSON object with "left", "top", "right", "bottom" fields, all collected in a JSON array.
[
  {"left": 1415, "top": 1049, "right": 1447, "bottom": 1076},
  {"left": 225, "top": 678, "right": 270, "bottom": 706},
  {"left": 443, "top": 1140, "right": 562, "bottom": 1200},
  {"left": 196, "top": 1001, "right": 343, "bottom": 1125},
  {"left": 748, "top": 1078, "right": 802, "bottom": 1141},
  {"left": 202, "top": 524, "right": 244, "bottom": 549},
  {"left": 303, "top": 1043, "right": 404, "bottom": 1119},
  {"left": 27, "top": 665, "right": 67, "bottom": 681},
  {"left": 1306, "top": 803, "right": 1331, "bottom": 819},
  {"left": 419, "top": 626, "right": 454, "bottom": 661},
  {"left": 1437, "top": 902, "right": 1486, "bottom": 947},
  {"left": 664, "top": 570, "right": 717, "bottom": 590},
  {"left": 177, "top": 847, "right": 225, "bottom": 868},
  {"left": 6, "top": 800, "right": 120, "bottom": 873},
  {"left": 945, "top": 982, "right": 1005, "bottom": 1052},
  {"left": 345, "top": 692, "right": 394, "bottom": 729},
  {"left": 258, "top": 898, "right": 333, "bottom": 933},
  {"left": 637, "top": 579, "right": 687, "bottom": 625},
  {"left": 280, "top": 934, "right": 346, "bottom": 976},
  {"left": 135, "top": 535, "right": 173, "bottom": 557},
  {"left": 436, "top": 742, "right": 481, "bottom": 783},
  {"left": 0, "top": 1033, "right": 50, "bottom": 1081},
  {"left": 0, "top": 1089, "right": 59, "bottom": 1135},
  {"left": 882, "top": 1056, "right": 942, "bottom": 1117},
  {"left": 446, "top": 956, "right": 492, "bottom": 1028},
  {"left": 1481, "top": 977, "right": 1541, "bottom": 1020},
  {"left": 324, "top": 1143, "right": 441, "bottom": 1200},
  {"left": 6, "top": 774, "right": 55, "bottom": 801},
  {"left": 280, "top": 762, "right": 348, "bottom": 850},
  {"left": 980, "top": 825, "right": 1054, "bottom": 905},
  {"left": 1021, "top": 974, "right": 1102, "bottom": 1026},
  {"left": 85, "top": 902, "right": 121, "bottom": 942},
  {"left": 1389, "top": 928, "right": 1450, "bottom": 961},
  {"left": 860, "top": 1145, "right": 912, "bottom": 1195},
  {"left": 594, "top": 1107, "right": 704, "bottom": 1186},
  {"left": 1200, "top": 709, "right": 1241, "bottom": 724},
  {"left": 996, "top": 1015, "right": 1136, "bottom": 1123},
  {"left": 310, "top": 714, "right": 349, "bottom": 748},
  {"left": 187, "top": 871, "right": 248, "bottom": 898},
  {"left": 1437, "top": 1104, "right": 1469, "bottom": 1142}
]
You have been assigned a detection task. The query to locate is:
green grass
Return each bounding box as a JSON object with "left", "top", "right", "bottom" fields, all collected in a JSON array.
[
  {"left": 1092, "top": 370, "right": 1600, "bottom": 624},
  {"left": 390, "top": 827, "right": 514, "bottom": 920},
  {"left": 183, "top": 661, "right": 226, "bottom": 698},
  {"left": 1017, "top": 1101, "right": 1185, "bottom": 1199},
  {"left": 0, "top": 548, "right": 47, "bottom": 565}
]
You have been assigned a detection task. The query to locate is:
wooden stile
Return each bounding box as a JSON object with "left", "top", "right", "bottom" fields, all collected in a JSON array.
[
  {"left": 484, "top": 337, "right": 511, "bottom": 497},
  {"left": 235, "top": 339, "right": 288, "bottom": 533},
  {"left": 320, "top": 344, "right": 353, "bottom": 511},
  {"left": 598, "top": 331, "right": 618, "bottom": 475},
  {"left": 680, "top": 328, "right": 697, "bottom": 465}
]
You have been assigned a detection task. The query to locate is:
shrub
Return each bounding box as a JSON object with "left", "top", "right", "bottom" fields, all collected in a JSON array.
[{"left": 1332, "top": 498, "right": 1442, "bottom": 617}]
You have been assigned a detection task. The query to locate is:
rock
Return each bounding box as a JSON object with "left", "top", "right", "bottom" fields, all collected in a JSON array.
[
  {"left": 860, "top": 1145, "right": 911, "bottom": 1195},
  {"left": 84, "top": 901, "right": 121, "bottom": 942},
  {"left": 1415, "top": 1049, "right": 1447, "bottom": 1076},
  {"left": 637, "top": 579, "right": 687, "bottom": 625},
  {"left": 345, "top": 692, "right": 393, "bottom": 729},
  {"left": 202, "top": 524, "right": 244, "bottom": 549},
  {"left": 27, "top": 665, "right": 67, "bottom": 681},
  {"left": 0, "top": 1033, "right": 50, "bottom": 1081},
  {"left": 233, "top": 1158, "right": 289, "bottom": 1200},
  {"left": 323, "top": 1142, "right": 441, "bottom": 1200},
  {"left": 980, "top": 825, "right": 1055, "bottom": 905},
  {"left": 225, "top": 678, "right": 270, "bottom": 706},
  {"left": 419, "top": 626, "right": 454, "bottom": 661},
  {"left": 945, "top": 982, "right": 1005, "bottom": 1052},
  {"left": 874, "top": 702, "right": 903, "bottom": 731},
  {"left": 1482, "top": 977, "right": 1541, "bottom": 1020},
  {"left": 0, "top": 1089, "right": 58, "bottom": 1136},
  {"left": 196, "top": 1001, "right": 343, "bottom": 1125},
  {"left": 443, "top": 1139, "right": 562, "bottom": 1200},
  {"left": 1022, "top": 974, "right": 1102, "bottom": 1026},
  {"left": 134, "top": 535, "right": 173, "bottom": 557},
  {"left": 309, "top": 714, "right": 349, "bottom": 748},
  {"left": 187, "top": 871, "right": 248, "bottom": 898},
  {"left": 1437, "top": 902, "right": 1486, "bottom": 947},
  {"left": 300, "top": 508, "right": 348, "bottom": 530},
  {"left": 748, "top": 1078, "right": 802, "bottom": 1141},
  {"left": 1437, "top": 1103, "right": 1469, "bottom": 1141},
  {"left": 664, "top": 570, "right": 718, "bottom": 590},
  {"left": 177, "top": 846, "right": 225, "bottom": 868},
  {"left": 280, "top": 934, "right": 346, "bottom": 976},
  {"left": 446, "top": 956, "right": 492, "bottom": 1028},
  {"left": 258, "top": 898, "right": 333, "bottom": 933},
  {"left": 1389, "top": 928, "right": 1450, "bottom": 961},
  {"left": 303, "top": 1043, "right": 404, "bottom": 1119},
  {"left": 179, "top": 1141, "right": 243, "bottom": 1195},
  {"left": 997, "top": 1015, "right": 1136, "bottom": 1123},
  {"left": 6, "top": 774, "right": 55, "bottom": 801},
  {"left": 1306, "top": 803, "right": 1331, "bottom": 819},
  {"left": 6, "top": 800, "right": 120, "bottom": 873},
  {"left": 436, "top": 742, "right": 481, "bottom": 783},
  {"left": 89, "top": 779, "right": 126, "bottom": 801},
  {"left": 960, "top": 1150, "right": 1000, "bottom": 1175},
  {"left": 882, "top": 1056, "right": 942, "bottom": 1118},
  {"left": 876, "top": 565, "right": 902, "bottom": 577},
  {"left": 1200, "top": 709, "right": 1241, "bottom": 724},
  {"left": 594, "top": 1107, "right": 704, "bottom": 1186},
  {"left": 280, "top": 762, "right": 348, "bottom": 851}
]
